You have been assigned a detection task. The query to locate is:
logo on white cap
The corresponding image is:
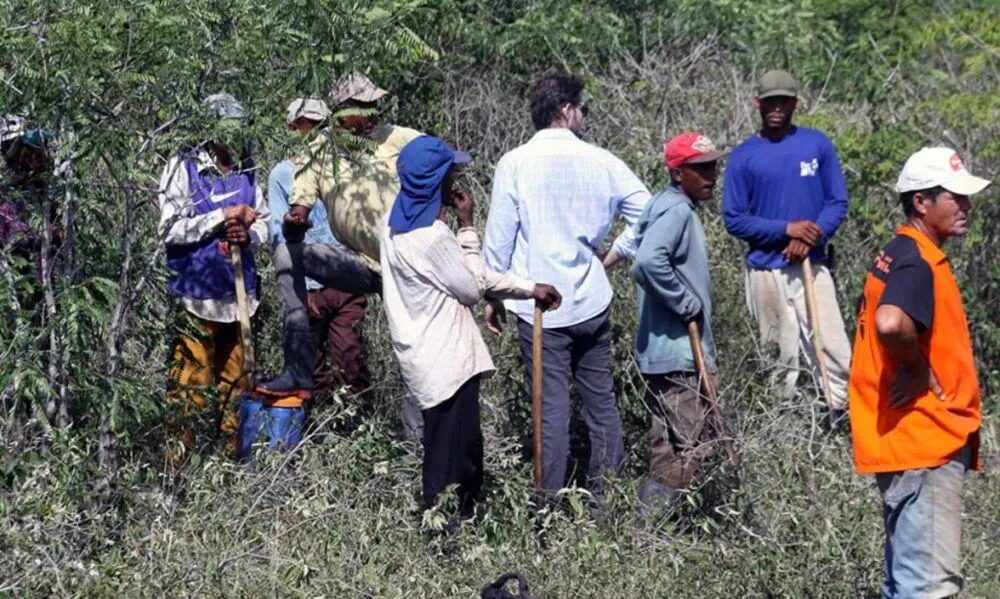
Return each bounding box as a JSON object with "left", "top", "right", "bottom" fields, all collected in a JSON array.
[{"left": 895, "top": 147, "right": 991, "bottom": 196}]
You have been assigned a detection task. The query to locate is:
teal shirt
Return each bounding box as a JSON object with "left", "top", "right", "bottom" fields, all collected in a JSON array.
[{"left": 630, "top": 185, "right": 716, "bottom": 375}]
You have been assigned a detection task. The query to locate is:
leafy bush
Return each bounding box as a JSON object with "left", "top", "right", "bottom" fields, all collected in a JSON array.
[{"left": 1, "top": 0, "right": 998, "bottom": 596}]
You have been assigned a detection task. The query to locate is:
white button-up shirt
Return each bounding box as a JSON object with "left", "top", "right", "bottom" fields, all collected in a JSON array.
[
  {"left": 483, "top": 128, "right": 651, "bottom": 328},
  {"left": 381, "top": 218, "right": 535, "bottom": 409}
]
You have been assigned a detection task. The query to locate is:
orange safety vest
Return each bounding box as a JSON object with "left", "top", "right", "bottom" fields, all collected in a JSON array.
[{"left": 849, "top": 225, "right": 980, "bottom": 473}]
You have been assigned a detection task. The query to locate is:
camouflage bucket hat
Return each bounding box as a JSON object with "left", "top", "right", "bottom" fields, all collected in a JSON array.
[
  {"left": 202, "top": 92, "right": 246, "bottom": 120},
  {"left": 329, "top": 73, "right": 388, "bottom": 107}
]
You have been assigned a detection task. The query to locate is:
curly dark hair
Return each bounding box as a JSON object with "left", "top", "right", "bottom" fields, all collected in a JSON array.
[{"left": 529, "top": 69, "right": 584, "bottom": 131}]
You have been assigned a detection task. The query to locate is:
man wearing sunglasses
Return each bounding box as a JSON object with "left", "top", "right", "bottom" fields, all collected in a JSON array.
[{"left": 483, "top": 69, "right": 651, "bottom": 505}]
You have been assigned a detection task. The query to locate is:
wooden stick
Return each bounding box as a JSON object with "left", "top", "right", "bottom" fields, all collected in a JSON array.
[
  {"left": 532, "top": 305, "right": 544, "bottom": 491},
  {"left": 802, "top": 257, "right": 834, "bottom": 409},
  {"left": 687, "top": 320, "right": 738, "bottom": 466},
  {"left": 231, "top": 248, "right": 255, "bottom": 373}
]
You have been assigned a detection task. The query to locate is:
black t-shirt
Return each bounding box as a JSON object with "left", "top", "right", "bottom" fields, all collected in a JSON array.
[{"left": 871, "top": 235, "right": 935, "bottom": 332}]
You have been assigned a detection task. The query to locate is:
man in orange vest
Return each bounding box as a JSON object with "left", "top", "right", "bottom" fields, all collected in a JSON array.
[{"left": 849, "top": 147, "right": 991, "bottom": 598}]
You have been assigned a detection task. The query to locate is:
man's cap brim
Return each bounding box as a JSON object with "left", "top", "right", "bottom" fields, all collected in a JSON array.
[
  {"left": 452, "top": 150, "right": 472, "bottom": 165},
  {"left": 286, "top": 111, "right": 328, "bottom": 125},
  {"left": 355, "top": 88, "right": 388, "bottom": 103},
  {"left": 942, "top": 172, "right": 992, "bottom": 196},
  {"left": 682, "top": 149, "right": 729, "bottom": 165},
  {"left": 757, "top": 89, "right": 798, "bottom": 99}
]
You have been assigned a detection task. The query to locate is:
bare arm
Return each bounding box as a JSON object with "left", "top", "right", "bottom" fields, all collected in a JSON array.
[
  {"left": 875, "top": 305, "right": 924, "bottom": 366},
  {"left": 875, "top": 304, "right": 945, "bottom": 407}
]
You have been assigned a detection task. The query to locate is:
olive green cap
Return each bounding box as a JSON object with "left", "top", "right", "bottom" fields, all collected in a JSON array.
[{"left": 756, "top": 70, "right": 799, "bottom": 99}]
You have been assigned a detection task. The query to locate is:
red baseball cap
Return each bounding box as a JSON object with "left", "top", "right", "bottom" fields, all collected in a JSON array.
[{"left": 664, "top": 132, "right": 728, "bottom": 170}]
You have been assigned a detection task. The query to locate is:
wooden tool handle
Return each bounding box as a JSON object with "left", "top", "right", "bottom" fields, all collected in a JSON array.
[
  {"left": 532, "top": 304, "right": 544, "bottom": 490},
  {"left": 231, "top": 249, "right": 255, "bottom": 373},
  {"left": 686, "top": 320, "right": 717, "bottom": 404},
  {"left": 802, "top": 257, "right": 834, "bottom": 407},
  {"left": 687, "top": 320, "right": 738, "bottom": 465}
]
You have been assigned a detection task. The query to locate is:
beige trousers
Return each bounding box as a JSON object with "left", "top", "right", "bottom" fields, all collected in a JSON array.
[{"left": 745, "top": 263, "right": 851, "bottom": 410}]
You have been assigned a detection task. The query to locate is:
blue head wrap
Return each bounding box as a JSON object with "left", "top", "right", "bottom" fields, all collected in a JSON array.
[{"left": 388, "top": 136, "right": 471, "bottom": 233}]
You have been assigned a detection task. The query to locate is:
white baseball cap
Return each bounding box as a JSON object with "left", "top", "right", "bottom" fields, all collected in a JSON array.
[
  {"left": 285, "top": 98, "right": 330, "bottom": 125},
  {"left": 202, "top": 92, "right": 245, "bottom": 120},
  {"left": 895, "top": 147, "right": 992, "bottom": 195}
]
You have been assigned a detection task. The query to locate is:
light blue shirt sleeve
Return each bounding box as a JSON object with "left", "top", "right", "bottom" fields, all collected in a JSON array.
[
  {"left": 268, "top": 161, "right": 293, "bottom": 248},
  {"left": 268, "top": 160, "right": 339, "bottom": 248},
  {"left": 608, "top": 157, "right": 651, "bottom": 259},
  {"left": 267, "top": 160, "right": 338, "bottom": 291},
  {"left": 630, "top": 204, "right": 701, "bottom": 321},
  {"left": 484, "top": 157, "right": 519, "bottom": 273}
]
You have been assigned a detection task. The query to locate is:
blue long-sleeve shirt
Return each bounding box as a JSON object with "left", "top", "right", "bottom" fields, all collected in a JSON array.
[
  {"left": 722, "top": 126, "right": 848, "bottom": 269},
  {"left": 268, "top": 159, "right": 339, "bottom": 290}
]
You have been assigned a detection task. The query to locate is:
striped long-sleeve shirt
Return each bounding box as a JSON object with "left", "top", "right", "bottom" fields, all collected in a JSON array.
[{"left": 381, "top": 218, "right": 535, "bottom": 409}]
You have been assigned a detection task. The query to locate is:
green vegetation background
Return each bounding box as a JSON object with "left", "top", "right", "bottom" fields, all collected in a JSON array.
[{"left": 1, "top": 0, "right": 999, "bottom": 596}]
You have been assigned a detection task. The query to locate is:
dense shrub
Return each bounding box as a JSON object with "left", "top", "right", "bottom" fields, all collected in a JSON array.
[{"left": 1, "top": 1, "right": 998, "bottom": 596}]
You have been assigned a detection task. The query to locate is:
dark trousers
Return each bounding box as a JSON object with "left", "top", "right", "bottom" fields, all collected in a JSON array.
[
  {"left": 516, "top": 307, "right": 625, "bottom": 495},
  {"left": 274, "top": 242, "right": 379, "bottom": 387},
  {"left": 422, "top": 376, "right": 483, "bottom": 517},
  {"left": 307, "top": 287, "right": 370, "bottom": 398},
  {"left": 643, "top": 372, "right": 720, "bottom": 490}
]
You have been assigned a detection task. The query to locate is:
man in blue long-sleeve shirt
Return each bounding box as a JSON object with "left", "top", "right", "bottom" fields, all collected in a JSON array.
[{"left": 722, "top": 70, "right": 852, "bottom": 430}]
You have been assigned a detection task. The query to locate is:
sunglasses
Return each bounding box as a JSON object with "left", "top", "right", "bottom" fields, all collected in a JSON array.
[{"left": 565, "top": 102, "right": 589, "bottom": 118}]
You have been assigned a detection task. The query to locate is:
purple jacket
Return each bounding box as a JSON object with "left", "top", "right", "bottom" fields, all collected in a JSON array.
[{"left": 165, "top": 159, "right": 257, "bottom": 301}]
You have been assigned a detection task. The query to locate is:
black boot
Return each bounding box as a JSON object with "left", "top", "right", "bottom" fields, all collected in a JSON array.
[
  {"left": 257, "top": 326, "right": 315, "bottom": 398},
  {"left": 826, "top": 408, "right": 850, "bottom": 435}
]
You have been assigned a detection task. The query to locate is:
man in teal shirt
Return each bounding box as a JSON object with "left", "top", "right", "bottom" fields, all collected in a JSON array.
[{"left": 631, "top": 132, "right": 728, "bottom": 517}]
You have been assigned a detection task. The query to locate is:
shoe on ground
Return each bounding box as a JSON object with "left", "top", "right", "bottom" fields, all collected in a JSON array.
[{"left": 826, "top": 408, "right": 850, "bottom": 435}]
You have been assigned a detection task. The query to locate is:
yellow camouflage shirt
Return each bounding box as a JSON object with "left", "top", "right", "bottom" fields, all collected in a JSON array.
[{"left": 290, "top": 124, "right": 422, "bottom": 272}]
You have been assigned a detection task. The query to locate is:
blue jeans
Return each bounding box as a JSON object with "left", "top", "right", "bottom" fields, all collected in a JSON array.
[{"left": 876, "top": 444, "right": 971, "bottom": 598}]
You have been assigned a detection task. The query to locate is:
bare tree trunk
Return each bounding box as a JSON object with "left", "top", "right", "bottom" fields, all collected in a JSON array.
[
  {"left": 95, "top": 153, "right": 163, "bottom": 506},
  {"left": 39, "top": 183, "right": 70, "bottom": 431},
  {"left": 93, "top": 116, "right": 178, "bottom": 506},
  {"left": 59, "top": 160, "right": 78, "bottom": 284},
  {"left": 94, "top": 155, "right": 135, "bottom": 504},
  {"left": 56, "top": 160, "right": 78, "bottom": 428},
  {"left": 1, "top": 213, "right": 30, "bottom": 447}
]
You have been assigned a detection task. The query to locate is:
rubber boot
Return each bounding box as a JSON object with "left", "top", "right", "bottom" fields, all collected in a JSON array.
[{"left": 256, "top": 325, "right": 315, "bottom": 399}]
